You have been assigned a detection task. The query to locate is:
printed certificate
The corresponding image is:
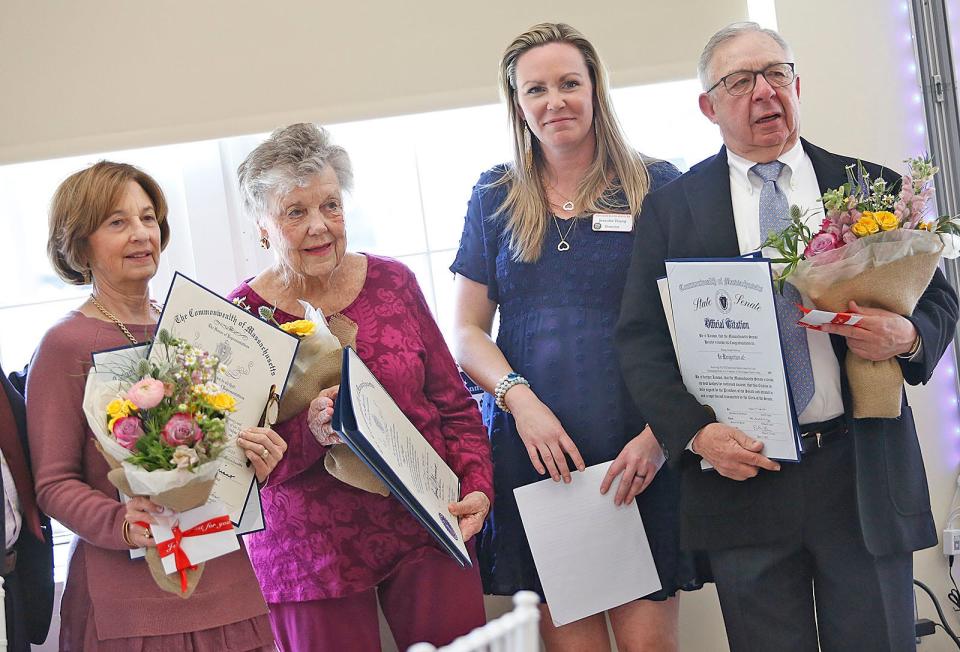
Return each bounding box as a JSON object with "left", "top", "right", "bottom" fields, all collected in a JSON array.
[
  {"left": 332, "top": 347, "right": 470, "bottom": 566},
  {"left": 665, "top": 259, "right": 800, "bottom": 462},
  {"left": 153, "top": 272, "right": 299, "bottom": 523}
]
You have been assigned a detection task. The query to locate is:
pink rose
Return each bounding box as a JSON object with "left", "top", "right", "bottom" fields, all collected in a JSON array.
[
  {"left": 113, "top": 416, "right": 145, "bottom": 450},
  {"left": 126, "top": 378, "right": 165, "bottom": 410},
  {"left": 803, "top": 231, "right": 841, "bottom": 258},
  {"left": 161, "top": 413, "right": 203, "bottom": 447}
]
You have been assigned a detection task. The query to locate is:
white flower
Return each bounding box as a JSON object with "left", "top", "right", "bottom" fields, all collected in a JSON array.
[{"left": 170, "top": 445, "right": 200, "bottom": 469}]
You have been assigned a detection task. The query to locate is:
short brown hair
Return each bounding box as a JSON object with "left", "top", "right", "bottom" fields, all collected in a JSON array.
[{"left": 47, "top": 161, "right": 170, "bottom": 285}]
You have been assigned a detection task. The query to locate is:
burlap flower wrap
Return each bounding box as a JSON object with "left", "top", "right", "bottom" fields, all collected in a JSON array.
[
  {"left": 279, "top": 302, "right": 388, "bottom": 496},
  {"left": 788, "top": 229, "right": 944, "bottom": 418},
  {"left": 83, "top": 373, "right": 219, "bottom": 598}
]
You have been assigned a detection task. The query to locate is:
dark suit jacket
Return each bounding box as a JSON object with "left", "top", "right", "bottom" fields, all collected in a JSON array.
[
  {"left": 616, "top": 139, "right": 959, "bottom": 555},
  {"left": 0, "top": 364, "right": 54, "bottom": 646}
]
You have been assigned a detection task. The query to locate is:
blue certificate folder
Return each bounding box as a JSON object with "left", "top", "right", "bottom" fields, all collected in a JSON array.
[
  {"left": 332, "top": 347, "right": 471, "bottom": 567},
  {"left": 663, "top": 257, "right": 802, "bottom": 463}
]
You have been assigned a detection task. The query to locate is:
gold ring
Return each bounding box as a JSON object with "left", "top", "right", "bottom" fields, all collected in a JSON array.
[{"left": 261, "top": 446, "right": 269, "bottom": 459}]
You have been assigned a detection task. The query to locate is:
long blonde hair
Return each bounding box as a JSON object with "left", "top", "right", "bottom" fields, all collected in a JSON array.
[{"left": 495, "top": 22, "right": 651, "bottom": 262}]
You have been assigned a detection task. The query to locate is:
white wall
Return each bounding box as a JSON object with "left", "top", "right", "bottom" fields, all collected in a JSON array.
[{"left": 0, "top": 0, "right": 747, "bottom": 165}]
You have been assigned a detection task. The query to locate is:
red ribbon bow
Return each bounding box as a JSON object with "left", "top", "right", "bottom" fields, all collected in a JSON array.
[{"left": 154, "top": 515, "right": 234, "bottom": 593}]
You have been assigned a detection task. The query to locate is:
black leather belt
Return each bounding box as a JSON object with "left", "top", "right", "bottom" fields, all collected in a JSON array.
[
  {"left": 2, "top": 549, "right": 16, "bottom": 575},
  {"left": 800, "top": 417, "right": 848, "bottom": 455}
]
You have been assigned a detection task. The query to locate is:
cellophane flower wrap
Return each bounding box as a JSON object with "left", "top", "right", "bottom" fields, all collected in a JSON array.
[
  {"left": 83, "top": 329, "right": 237, "bottom": 597},
  {"left": 232, "top": 297, "right": 387, "bottom": 495},
  {"left": 763, "top": 157, "right": 960, "bottom": 418}
]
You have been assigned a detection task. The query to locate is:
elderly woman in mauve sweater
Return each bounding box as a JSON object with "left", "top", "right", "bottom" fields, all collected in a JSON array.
[
  {"left": 227, "top": 123, "right": 493, "bottom": 652},
  {"left": 28, "top": 161, "right": 283, "bottom": 651}
]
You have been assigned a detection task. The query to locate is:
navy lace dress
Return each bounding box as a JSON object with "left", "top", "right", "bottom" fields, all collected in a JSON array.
[{"left": 451, "top": 160, "right": 704, "bottom": 600}]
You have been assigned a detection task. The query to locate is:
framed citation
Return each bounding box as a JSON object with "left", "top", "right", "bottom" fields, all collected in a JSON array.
[
  {"left": 332, "top": 346, "right": 470, "bottom": 567},
  {"left": 664, "top": 258, "right": 801, "bottom": 462}
]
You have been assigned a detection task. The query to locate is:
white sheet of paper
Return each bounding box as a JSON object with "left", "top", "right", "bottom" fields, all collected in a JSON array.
[
  {"left": 154, "top": 273, "right": 299, "bottom": 523},
  {"left": 514, "top": 462, "right": 661, "bottom": 626}
]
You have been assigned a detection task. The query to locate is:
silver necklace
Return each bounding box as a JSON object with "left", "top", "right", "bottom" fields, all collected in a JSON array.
[
  {"left": 546, "top": 182, "right": 575, "bottom": 212},
  {"left": 554, "top": 216, "right": 576, "bottom": 252}
]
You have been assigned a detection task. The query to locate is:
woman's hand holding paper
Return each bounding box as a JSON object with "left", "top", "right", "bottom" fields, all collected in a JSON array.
[
  {"left": 238, "top": 427, "right": 288, "bottom": 483},
  {"left": 448, "top": 491, "right": 490, "bottom": 542},
  {"left": 507, "top": 386, "right": 585, "bottom": 484},
  {"left": 599, "top": 426, "right": 665, "bottom": 506},
  {"left": 308, "top": 385, "right": 342, "bottom": 446}
]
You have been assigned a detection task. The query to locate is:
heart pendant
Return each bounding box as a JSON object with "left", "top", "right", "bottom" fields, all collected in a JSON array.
[{"left": 557, "top": 240, "right": 570, "bottom": 252}]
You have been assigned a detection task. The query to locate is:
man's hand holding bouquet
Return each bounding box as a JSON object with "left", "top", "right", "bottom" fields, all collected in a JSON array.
[{"left": 763, "top": 157, "right": 960, "bottom": 418}]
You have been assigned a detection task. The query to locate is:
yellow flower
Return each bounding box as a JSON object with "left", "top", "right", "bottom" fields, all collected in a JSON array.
[
  {"left": 108, "top": 416, "right": 120, "bottom": 432},
  {"left": 106, "top": 398, "right": 137, "bottom": 419},
  {"left": 918, "top": 221, "right": 934, "bottom": 231},
  {"left": 279, "top": 319, "right": 316, "bottom": 338},
  {"left": 209, "top": 393, "right": 236, "bottom": 412},
  {"left": 852, "top": 215, "right": 880, "bottom": 237},
  {"left": 874, "top": 211, "right": 899, "bottom": 231}
]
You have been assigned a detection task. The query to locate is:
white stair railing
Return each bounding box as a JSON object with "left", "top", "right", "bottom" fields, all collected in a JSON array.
[{"left": 408, "top": 591, "right": 540, "bottom": 652}]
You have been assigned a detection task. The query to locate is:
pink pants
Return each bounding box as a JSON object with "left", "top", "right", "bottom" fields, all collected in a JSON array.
[{"left": 268, "top": 546, "right": 486, "bottom": 652}]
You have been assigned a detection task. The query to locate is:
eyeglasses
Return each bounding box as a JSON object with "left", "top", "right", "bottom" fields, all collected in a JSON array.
[{"left": 706, "top": 62, "right": 796, "bottom": 96}]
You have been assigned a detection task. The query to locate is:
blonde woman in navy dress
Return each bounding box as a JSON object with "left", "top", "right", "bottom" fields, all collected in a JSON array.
[{"left": 451, "top": 23, "right": 703, "bottom": 651}]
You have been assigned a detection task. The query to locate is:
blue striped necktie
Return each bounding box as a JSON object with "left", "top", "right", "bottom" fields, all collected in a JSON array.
[{"left": 751, "top": 161, "right": 815, "bottom": 414}]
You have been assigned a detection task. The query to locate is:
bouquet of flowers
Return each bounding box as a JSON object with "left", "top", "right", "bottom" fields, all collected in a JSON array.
[
  {"left": 83, "top": 329, "right": 237, "bottom": 596},
  {"left": 763, "top": 156, "right": 960, "bottom": 418},
  {"left": 234, "top": 297, "right": 388, "bottom": 495}
]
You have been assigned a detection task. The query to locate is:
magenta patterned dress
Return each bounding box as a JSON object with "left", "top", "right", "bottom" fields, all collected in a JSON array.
[{"left": 228, "top": 254, "right": 493, "bottom": 603}]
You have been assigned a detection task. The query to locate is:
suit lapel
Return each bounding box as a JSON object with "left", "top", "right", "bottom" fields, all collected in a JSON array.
[
  {"left": 684, "top": 147, "right": 741, "bottom": 257},
  {"left": 803, "top": 138, "right": 848, "bottom": 197}
]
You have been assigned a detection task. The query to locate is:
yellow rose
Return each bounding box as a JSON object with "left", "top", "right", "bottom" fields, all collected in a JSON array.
[
  {"left": 209, "top": 393, "right": 237, "bottom": 412},
  {"left": 874, "top": 211, "right": 899, "bottom": 231},
  {"left": 852, "top": 216, "right": 880, "bottom": 237},
  {"left": 280, "top": 319, "right": 316, "bottom": 338},
  {"left": 108, "top": 415, "right": 120, "bottom": 432},
  {"left": 106, "top": 398, "right": 135, "bottom": 419},
  {"left": 918, "top": 221, "right": 934, "bottom": 231}
]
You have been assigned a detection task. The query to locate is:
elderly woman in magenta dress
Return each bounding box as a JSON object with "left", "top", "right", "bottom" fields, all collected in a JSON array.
[{"left": 227, "top": 123, "right": 494, "bottom": 652}]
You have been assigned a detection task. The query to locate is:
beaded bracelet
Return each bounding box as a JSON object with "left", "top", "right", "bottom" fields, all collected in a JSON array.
[{"left": 494, "top": 372, "right": 530, "bottom": 413}]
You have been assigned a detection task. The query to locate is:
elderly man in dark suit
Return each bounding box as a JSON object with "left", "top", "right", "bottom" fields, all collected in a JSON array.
[
  {"left": 0, "top": 362, "right": 54, "bottom": 651},
  {"left": 616, "top": 21, "right": 959, "bottom": 651}
]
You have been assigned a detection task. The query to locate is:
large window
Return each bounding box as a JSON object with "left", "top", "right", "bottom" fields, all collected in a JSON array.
[{"left": 0, "top": 78, "right": 719, "bottom": 372}]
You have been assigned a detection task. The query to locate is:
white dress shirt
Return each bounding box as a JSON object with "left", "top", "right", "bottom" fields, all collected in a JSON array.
[
  {"left": 727, "top": 143, "right": 845, "bottom": 425},
  {"left": 0, "top": 451, "right": 21, "bottom": 550}
]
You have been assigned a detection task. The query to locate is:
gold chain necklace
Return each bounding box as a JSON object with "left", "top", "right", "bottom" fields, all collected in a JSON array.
[
  {"left": 553, "top": 216, "right": 577, "bottom": 252},
  {"left": 89, "top": 295, "right": 160, "bottom": 345}
]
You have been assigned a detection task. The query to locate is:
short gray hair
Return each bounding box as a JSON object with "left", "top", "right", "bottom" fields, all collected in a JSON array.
[
  {"left": 698, "top": 22, "right": 793, "bottom": 90},
  {"left": 237, "top": 123, "right": 354, "bottom": 223}
]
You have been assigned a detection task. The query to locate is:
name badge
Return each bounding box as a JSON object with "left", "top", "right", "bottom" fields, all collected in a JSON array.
[{"left": 591, "top": 213, "right": 633, "bottom": 232}]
